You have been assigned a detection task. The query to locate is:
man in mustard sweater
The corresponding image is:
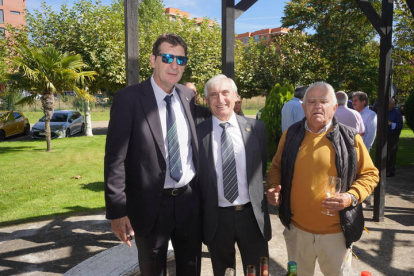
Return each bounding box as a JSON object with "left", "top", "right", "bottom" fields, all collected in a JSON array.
[{"left": 267, "top": 82, "right": 379, "bottom": 276}]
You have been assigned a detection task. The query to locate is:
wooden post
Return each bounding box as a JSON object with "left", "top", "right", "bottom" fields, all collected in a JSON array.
[
  {"left": 355, "top": 0, "right": 393, "bottom": 222},
  {"left": 221, "top": 0, "right": 258, "bottom": 79},
  {"left": 124, "top": 0, "right": 142, "bottom": 86}
]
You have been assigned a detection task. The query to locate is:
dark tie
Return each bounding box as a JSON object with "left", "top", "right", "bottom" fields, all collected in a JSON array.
[
  {"left": 219, "top": 122, "right": 238, "bottom": 203},
  {"left": 164, "top": 95, "right": 182, "bottom": 182}
]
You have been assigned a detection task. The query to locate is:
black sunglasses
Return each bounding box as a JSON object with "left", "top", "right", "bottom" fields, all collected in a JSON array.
[{"left": 157, "top": 53, "right": 188, "bottom": 66}]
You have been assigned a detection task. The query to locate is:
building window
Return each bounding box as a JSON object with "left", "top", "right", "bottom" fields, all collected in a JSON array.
[
  {"left": 263, "top": 36, "right": 267, "bottom": 40},
  {"left": 254, "top": 35, "right": 260, "bottom": 42},
  {"left": 0, "top": 10, "right": 3, "bottom": 24},
  {"left": 0, "top": 27, "right": 4, "bottom": 39},
  {"left": 11, "top": 11, "right": 21, "bottom": 15},
  {"left": 0, "top": 0, "right": 3, "bottom": 6}
]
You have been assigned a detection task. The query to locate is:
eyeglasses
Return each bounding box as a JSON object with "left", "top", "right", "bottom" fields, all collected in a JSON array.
[{"left": 157, "top": 54, "right": 188, "bottom": 66}]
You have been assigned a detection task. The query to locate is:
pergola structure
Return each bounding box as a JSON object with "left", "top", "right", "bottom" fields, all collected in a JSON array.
[{"left": 124, "top": 0, "right": 414, "bottom": 222}]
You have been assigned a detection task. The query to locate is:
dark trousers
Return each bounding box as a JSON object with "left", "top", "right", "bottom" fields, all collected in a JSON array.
[
  {"left": 387, "top": 133, "right": 400, "bottom": 175},
  {"left": 208, "top": 204, "right": 269, "bottom": 276},
  {"left": 135, "top": 185, "right": 202, "bottom": 276}
]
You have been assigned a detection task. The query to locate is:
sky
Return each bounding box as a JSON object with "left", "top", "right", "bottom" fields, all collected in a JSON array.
[{"left": 25, "top": 0, "right": 287, "bottom": 34}]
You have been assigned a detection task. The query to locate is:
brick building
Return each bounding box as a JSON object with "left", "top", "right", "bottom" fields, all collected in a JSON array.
[
  {"left": 0, "top": 0, "right": 26, "bottom": 38},
  {"left": 165, "top": 7, "right": 215, "bottom": 27},
  {"left": 236, "top": 27, "right": 290, "bottom": 45}
]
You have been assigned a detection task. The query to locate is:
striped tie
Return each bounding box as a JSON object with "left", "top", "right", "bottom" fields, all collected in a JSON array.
[
  {"left": 164, "top": 95, "right": 182, "bottom": 182},
  {"left": 220, "top": 122, "right": 238, "bottom": 203}
]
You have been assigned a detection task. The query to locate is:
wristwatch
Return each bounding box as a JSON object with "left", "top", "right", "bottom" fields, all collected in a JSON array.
[{"left": 348, "top": 193, "right": 358, "bottom": 207}]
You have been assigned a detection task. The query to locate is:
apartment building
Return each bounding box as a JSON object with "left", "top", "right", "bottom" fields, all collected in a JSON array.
[
  {"left": 0, "top": 0, "right": 26, "bottom": 38},
  {"left": 165, "top": 7, "right": 215, "bottom": 27},
  {"left": 236, "top": 27, "right": 290, "bottom": 45}
]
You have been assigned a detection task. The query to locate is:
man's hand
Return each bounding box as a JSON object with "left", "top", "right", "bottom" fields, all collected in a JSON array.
[
  {"left": 267, "top": 185, "right": 282, "bottom": 206},
  {"left": 322, "top": 193, "right": 352, "bottom": 212},
  {"left": 111, "top": 216, "right": 135, "bottom": 247}
]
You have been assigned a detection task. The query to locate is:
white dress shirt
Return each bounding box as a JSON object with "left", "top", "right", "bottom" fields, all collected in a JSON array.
[
  {"left": 360, "top": 106, "right": 377, "bottom": 151},
  {"left": 211, "top": 112, "right": 250, "bottom": 207},
  {"left": 281, "top": 97, "right": 305, "bottom": 133},
  {"left": 151, "top": 76, "right": 195, "bottom": 188}
]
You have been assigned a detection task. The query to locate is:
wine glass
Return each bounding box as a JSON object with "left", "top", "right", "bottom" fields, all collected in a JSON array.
[{"left": 321, "top": 176, "right": 341, "bottom": 216}]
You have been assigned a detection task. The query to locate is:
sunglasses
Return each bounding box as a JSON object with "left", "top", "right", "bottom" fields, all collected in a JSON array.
[{"left": 157, "top": 53, "right": 188, "bottom": 66}]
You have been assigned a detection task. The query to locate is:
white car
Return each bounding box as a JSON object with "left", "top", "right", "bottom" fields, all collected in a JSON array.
[{"left": 31, "top": 110, "right": 85, "bottom": 139}]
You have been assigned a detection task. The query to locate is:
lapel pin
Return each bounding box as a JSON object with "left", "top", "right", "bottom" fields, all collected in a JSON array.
[
  {"left": 245, "top": 128, "right": 251, "bottom": 132},
  {"left": 186, "top": 97, "right": 189, "bottom": 101}
]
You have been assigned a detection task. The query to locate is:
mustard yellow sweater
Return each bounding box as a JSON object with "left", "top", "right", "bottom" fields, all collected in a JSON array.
[{"left": 268, "top": 127, "right": 379, "bottom": 234}]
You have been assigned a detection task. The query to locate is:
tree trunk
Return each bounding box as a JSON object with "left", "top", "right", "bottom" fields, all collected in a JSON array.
[
  {"left": 41, "top": 93, "right": 54, "bottom": 151},
  {"left": 84, "top": 100, "right": 93, "bottom": 136}
]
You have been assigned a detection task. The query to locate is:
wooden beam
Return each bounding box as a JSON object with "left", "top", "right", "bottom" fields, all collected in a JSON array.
[
  {"left": 355, "top": 0, "right": 385, "bottom": 37},
  {"left": 235, "top": 0, "right": 258, "bottom": 19},
  {"left": 222, "top": 0, "right": 235, "bottom": 79},
  {"left": 406, "top": 0, "right": 414, "bottom": 17},
  {"left": 124, "top": 0, "right": 142, "bottom": 86}
]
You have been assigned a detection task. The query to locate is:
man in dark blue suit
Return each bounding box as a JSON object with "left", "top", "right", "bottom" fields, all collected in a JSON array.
[
  {"left": 196, "top": 74, "right": 271, "bottom": 275},
  {"left": 104, "top": 33, "right": 201, "bottom": 275}
]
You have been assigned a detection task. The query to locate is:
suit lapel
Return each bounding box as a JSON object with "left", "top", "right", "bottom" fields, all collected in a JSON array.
[
  {"left": 236, "top": 115, "right": 253, "bottom": 185},
  {"left": 140, "top": 79, "right": 166, "bottom": 160},
  {"left": 201, "top": 118, "right": 218, "bottom": 189}
]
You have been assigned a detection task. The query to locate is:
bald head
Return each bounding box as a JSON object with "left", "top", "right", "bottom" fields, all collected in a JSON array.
[{"left": 184, "top": 82, "right": 197, "bottom": 92}]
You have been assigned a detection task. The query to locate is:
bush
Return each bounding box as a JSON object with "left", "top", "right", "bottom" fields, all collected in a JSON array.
[
  {"left": 260, "top": 83, "right": 294, "bottom": 160},
  {"left": 405, "top": 92, "right": 414, "bottom": 133}
]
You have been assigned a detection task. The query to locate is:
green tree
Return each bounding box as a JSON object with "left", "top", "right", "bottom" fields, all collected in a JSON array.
[
  {"left": 281, "top": 0, "right": 378, "bottom": 93},
  {"left": 392, "top": 0, "right": 414, "bottom": 101},
  {"left": 235, "top": 30, "right": 328, "bottom": 98},
  {"left": 6, "top": 46, "right": 96, "bottom": 151},
  {"left": 260, "top": 83, "right": 294, "bottom": 159}
]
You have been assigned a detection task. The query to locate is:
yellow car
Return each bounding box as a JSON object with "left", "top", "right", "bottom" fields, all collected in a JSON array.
[{"left": 0, "top": 111, "right": 31, "bottom": 141}]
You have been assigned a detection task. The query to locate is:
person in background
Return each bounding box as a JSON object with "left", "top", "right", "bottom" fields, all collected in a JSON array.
[
  {"left": 347, "top": 92, "right": 355, "bottom": 109},
  {"left": 387, "top": 98, "right": 403, "bottom": 177},
  {"left": 335, "top": 91, "right": 365, "bottom": 134},
  {"left": 267, "top": 82, "right": 379, "bottom": 276},
  {"left": 352, "top": 91, "right": 377, "bottom": 151},
  {"left": 197, "top": 74, "right": 271, "bottom": 275},
  {"left": 281, "top": 85, "right": 308, "bottom": 133},
  {"left": 105, "top": 33, "right": 201, "bottom": 275},
  {"left": 234, "top": 94, "right": 245, "bottom": 116},
  {"left": 184, "top": 82, "right": 211, "bottom": 125}
]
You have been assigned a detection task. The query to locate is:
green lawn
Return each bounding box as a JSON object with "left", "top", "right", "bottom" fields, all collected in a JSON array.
[
  {"left": 0, "top": 136, "right": 106, "bottom": 226},
  {"left": 24, "top": 110, "right": 110, "bottom": 124}
]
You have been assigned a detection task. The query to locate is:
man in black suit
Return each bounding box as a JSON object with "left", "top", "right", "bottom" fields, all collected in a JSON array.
[
  {"left": 104, "top": 33, "right": 201, "bottom": 275},
  {"left": 196, "top": 74, "right": 271, "bottom": 275}
]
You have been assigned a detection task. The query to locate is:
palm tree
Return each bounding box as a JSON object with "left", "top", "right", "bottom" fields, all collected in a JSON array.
[{"left": 6, "top": 45, "right": 96, "bottom": 151}]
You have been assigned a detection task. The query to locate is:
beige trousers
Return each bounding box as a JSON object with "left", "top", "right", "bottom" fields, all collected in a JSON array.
[{"left": 283, "top": 224, "right": 353, "bottom": 276}]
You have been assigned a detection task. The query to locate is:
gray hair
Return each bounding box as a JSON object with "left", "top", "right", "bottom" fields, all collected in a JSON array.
[
  {"left": 303, "top": 82, "right": 337, "bottom": 105},
  {"left": 336, "top": 91, "right": 348, "bottom": 106},
  {"left": 352, "top": 91, "right": 369, "bottom": 107},
  {"left": 204, "top": 74, "right": 237, "bottom": 98},
  {"left": 294, "top": 85, "right": 308, "bottom": 99}
]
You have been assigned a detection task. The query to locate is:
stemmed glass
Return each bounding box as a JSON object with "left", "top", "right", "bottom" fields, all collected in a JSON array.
[{"left": 321, "top": 176, "right": 341, "bottom": 216}]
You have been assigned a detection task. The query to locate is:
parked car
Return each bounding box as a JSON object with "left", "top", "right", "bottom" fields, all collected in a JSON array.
[
  {"left": 0, "top": 111, "right": 31, "bottom": 141},
  {"left": 31, "top": 110, "right": 85, "bottom": 139}
]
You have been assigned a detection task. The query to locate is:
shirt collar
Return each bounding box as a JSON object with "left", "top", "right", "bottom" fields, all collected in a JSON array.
[
  {"left": 151, "top": 75, "right": 178, "bottom": 105},
  {"left": 212, "top": 111, "right": 238, "bottom": 130},
  {"left": 304, "top": 119, "right": 333, "bottom": 134}
]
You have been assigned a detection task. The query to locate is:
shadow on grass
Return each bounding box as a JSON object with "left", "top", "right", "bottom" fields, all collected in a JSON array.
[
  {"left": 0, "top": 207, "right": 117, "bottom": 276},
  {"left": 0, "top": 206, "right": 106, "bottom": 228},
  {"left": 81, "top": 182, "right": 104, "bottom": 192}
]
